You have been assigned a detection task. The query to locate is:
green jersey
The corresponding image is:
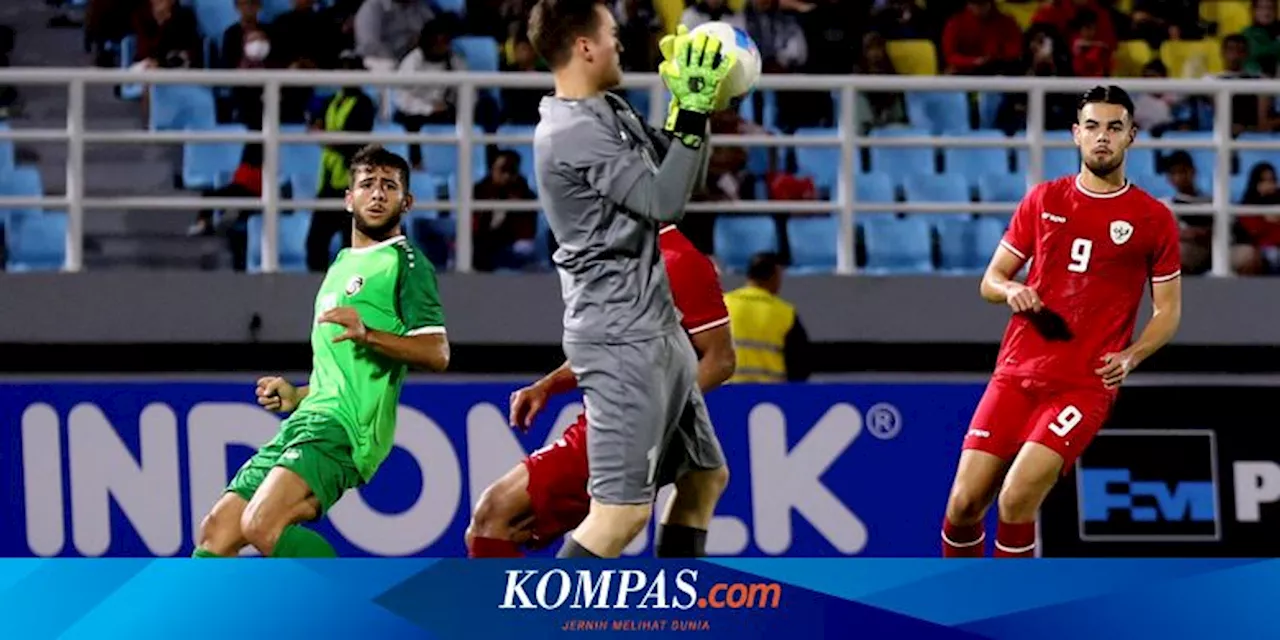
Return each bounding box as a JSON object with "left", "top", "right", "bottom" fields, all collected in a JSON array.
[{"left": 294, "top": 234, "right": 445, "bottom": 481}]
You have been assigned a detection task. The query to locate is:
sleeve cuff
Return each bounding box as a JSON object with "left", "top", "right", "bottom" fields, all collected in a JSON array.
[{"left": 406, "top": 326, "right": 447, "bottom": 336}]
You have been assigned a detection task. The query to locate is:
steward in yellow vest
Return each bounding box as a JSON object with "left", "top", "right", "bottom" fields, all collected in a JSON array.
[{"left": 723, "top": 252, "right": 810, "bottom": 383}]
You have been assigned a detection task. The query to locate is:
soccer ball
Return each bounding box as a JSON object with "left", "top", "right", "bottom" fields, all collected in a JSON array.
[{"left": 690, "top": 21, "right": 762, "bottom": 99}]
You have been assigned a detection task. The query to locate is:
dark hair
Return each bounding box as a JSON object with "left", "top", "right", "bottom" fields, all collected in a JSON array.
[
  {"left": 1078, "top": 85, "right": 1136, "bottom": 120},
  {"left": 1163, "top": 150, "right": 1194, "bottom": 172},
  {"left": 747, "top": 252, "right": 782, "bottom": 282},
  {"left": 1224, "top": 34, "right": 1249, "bottom": 49},
  {"left": 528, "top": 0, "right": 607, "bottom": 70},
  {"left": 349, "top": 144, "right": 411, "bottom": 191}
]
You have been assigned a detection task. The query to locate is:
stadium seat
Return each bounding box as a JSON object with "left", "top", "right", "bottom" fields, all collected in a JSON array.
[
  {"left": 942, "top": 129, "right": 1011, "bottom": 186},
  {"left": 434, "top": 0, "right": 466, "bottom": 16},
  {"left": 976, "top": 92, "right": 1003, "bottom": 130},
  {"left": 1132, "top": 172, "right": 1175, "bottom": 200},
  {"left": 1236, "top": 132, "right": 1280, "bottom": 181},
  {"left": 1160, "top": 39, "right": 1222, "bottom": 77},
  {"left": 117, "top": 36, "right": 143, "bottom": 101},
  {"left": 906, "top": 92, "right": 971, "bottom": 135},
  {"left": 1127, "top": 131, "right": 1157, "bottom": 178},
  {"left": 373, "top": 122, "right": 411, "bottom": 165},
  {"left": 280, "top": 124, "right": 322, "bottom": 187},
  {"left": 493, "top": 124, "right": 536, "bottom": 183},
  {"left": 786, "top": 215, "right": 838, "bottom": 274},
  {"left": 855, "top": 171, "right": 896, "bottom": 216},
  {"left": 713, "top": 216, "right": 779, "bottom": 272},
  {"left": 453, "top": 36, "right": 501, "bottom": 103},
  {"left": 977, "top": 173, "right": 1025, "bottom": 203},
  {"left": 413, "top": 217, "right": 456, "bottom": 270},
  {"left": 935, "top": 215, "right": 989, "bottom": 274},
  {"left": 998, "top": 1, "right": 1037, "bottom": 29},
  {"left": 192, "top": 0, "right": 238, "bottom": 39},
  {"left": 288, "top": 172, "right": 319, "bottom": 204},
  {"left": 974, "top": 215, "right": 1007, "bottom": 262},
  {"left": 903, "top": 173, "right": 971, "bottom": 212},
  {"left": 261, "top": 0, "right": 293, "bottom": 21},
  {"left": 4, "top": 210, "right": 66, "bottom": 272},
  {"left": 1159, "top": 130, "right": 1217, "bottom": 179},
  {"left": 885, "top": 40, "right": 938, "bottom": 75},
  {"left": 1114, "top": 40, "right": 1154, "bottom": 77},
  {"left": 793, "top": 127, "right": 844, "bottom": 192},
  {"left": 149, "top": 85, "right": 216, "bottom": 131},
  {"left": 408, "top": 172, "right": 450, "bottom": 219},
  {"left": 861, "top": 214, "right": 933, "bottom": 275},
  {"left": 246, "top": 211, "right": 311, "bottom": 273},
  {"left": 417, "top": 124, "right": 487, "bottom": 180},
  {"left": 1202, "top": 1, "right": 1251, "bottom": 38},
  {"left": 181, "top": 124, "right": 247, "bottom": 190},
  {"left": 868, "top": 126, "right": 936, "bottom": 184},
  {"left": 1015, "top": 130, "right": 1078, "bottom": 180},
  {"left": 0, "top": 166, "right": 44, "bottom": 202}
]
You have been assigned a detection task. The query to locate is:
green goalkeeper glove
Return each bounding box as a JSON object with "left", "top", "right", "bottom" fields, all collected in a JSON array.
[{"left": 658, "top": 26, "right": 736, "bottom": 148}]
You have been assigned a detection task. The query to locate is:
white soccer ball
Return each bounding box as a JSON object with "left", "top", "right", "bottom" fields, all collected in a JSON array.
[{"left": 689, "top": 21, "right": 762, "bottom": 99}]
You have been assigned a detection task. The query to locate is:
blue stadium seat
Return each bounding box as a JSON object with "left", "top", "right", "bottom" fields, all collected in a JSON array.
[
  {"left": 936, "top": 214, "right": 1007, "bottom": 274},
  {"left": 977, "top": 173, "right": 1025, "bottom": 203},
  {"left": 435, "top": 0, "right": 466, "bottom": 16},
  {"left": 868, "top": 126, "right": 935, "bottom": 184},
  {"left": 5, "top": 210, "right": 66, "bottom": 272},
  {"left": 1233, "top": 173, "right": 1248, "bottom": 203},
  {"left": 246, "top": 211, "right": 311, "bottom": 273},
  {"left": 149, "top": 85, "right": 217, "bottom": 131},
  {"left": 1236, "top": 132, "right": 1280, "bottom": 182},
  {"left": 288, "top": 172, "right": 319, "bottom": 203},
  {"left": 1127, "top": 131, "right": 1157, "bottom": 178},
  {"left": 942, "top": 130, "right": 1011, "bottom": 186},
  {"left": 861, "top": 214, "right": 933, "bottom": 275},
  {"left": 494, "top": 125, "right": 535, "bottom": 183},
  {"left": 975, "top": 215, "right": 1007, "bottom": 263},
  {"left": 1015, "top": 130, "right": 1078, "bottom": 180},
  {"left": 280, "top": 124, "right": 322, "bottom": 187},
  {"left": 903, "top": 173, "right": 971, "bottom": 213},
  {"left": 373, "top": 122, "right": 411, "bottom": 164},
  {"left": 714, "top": 216, "right": 779, "bottom": 272},
  {"left": 191, "top": 0, "right": 239, "bottom": 40},
  {"left": 740, "top": 90, "right": 778, "bottom": 130},
  {"left": 905, "top": 91, "right": 971, "bottom": 135},
  {"left": 261, "top": 0, "right": 292, "bottom": 21},
  {"left": 786, "top": 215, "right": 838, "bottom": 274},
  {"left": 413, "top": 217, "right": 456, "bottom": 270},
  {"left": 0, "top": 166, "right": 44, "bottom": 199},
  {"left": 182, "top": 124, "right": 247, "bottom": 190},
  {"left": 793, "top": 127, "right": 844, "bottom": 192},
  {"left": 417, "top": 124, "right": 487, "bottom": 179},
  {"left": 408, "top": 171, "right": 450, "bottom": 220},
  {"left": 1132, "top": 172, "right": 1175, "bottom": 200},
  {"left": 855, "top": 171, "right": 896, "bottom": 215},
  {"left": 976, "top": 92, "right": 1003, "bottom": 129},
  {"left": 117, "top": 36, "right": 143, "bottom": 101},
  {"left": 0, "top": 125, "right": 15, "bottom": 179},
  {"left": 453, "top": 36, "right": 500, "bottom": 103},
  {"left": 1158, "top": 130, "right": 1216, "bottom": 179},
  {"left": 534, "top": 211, "right": 552, "bottom": 267}
]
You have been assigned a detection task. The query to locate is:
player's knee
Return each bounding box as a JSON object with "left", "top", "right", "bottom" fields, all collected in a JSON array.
[
  {"left": 471, "top": 489, "right": 515, "bottom": 539},
  {"left": 196, "top": 497, "right": 245, "bottom": 555},
  {"left": 240, "top": 503, "right": 284, "bottom": 554},
  {"left": 996, "top": 483, "right": 1043, "bottom": 522},
  {"left": 946, "top": 486, "right": 989, "bottom": 525},
  {"left": 612, "top": 504, "right": 652, "bottom": 541},
  {"left": 679, "top": 465, "right": 730, "bottom": 503}
]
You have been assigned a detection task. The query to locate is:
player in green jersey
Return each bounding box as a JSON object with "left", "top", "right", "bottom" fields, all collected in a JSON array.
[{"left": 193, "top": 145, "right": 450, "bottom": 558}]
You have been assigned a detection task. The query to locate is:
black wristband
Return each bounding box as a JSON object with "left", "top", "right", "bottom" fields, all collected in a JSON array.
[{"left": 670, "top": 109, "right": 709, "bottom": 139}]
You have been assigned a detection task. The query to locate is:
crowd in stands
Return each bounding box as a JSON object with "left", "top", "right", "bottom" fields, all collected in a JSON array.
[{"left": 7, "top": 0, "right": 1280, "bottom": 276}]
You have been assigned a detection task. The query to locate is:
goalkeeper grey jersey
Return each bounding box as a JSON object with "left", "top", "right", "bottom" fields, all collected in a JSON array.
[{"left": 534, "top": 91, "right": 709, "bottom": 344}]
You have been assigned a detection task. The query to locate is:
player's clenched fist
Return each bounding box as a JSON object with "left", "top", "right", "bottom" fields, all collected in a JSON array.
[
  {"left": 1004, "top": 282, "right": 1043, "bottom": 314},
  {"left": 509, "top": 383, "right": 550, "bottom": 433},
  {"left": 256, "top": 376, "right": 300, "bottom": 413}
]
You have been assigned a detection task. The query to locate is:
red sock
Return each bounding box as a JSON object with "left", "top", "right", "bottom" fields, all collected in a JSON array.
[
  {"left": 468, "top": 537, "right": 524, "bottom": 558},
  {"left": 994, "top": 520, "right": 1036, "bottom": 558},
  {"left": 941, "top": 519, "right": 985, "bottom": 558}
]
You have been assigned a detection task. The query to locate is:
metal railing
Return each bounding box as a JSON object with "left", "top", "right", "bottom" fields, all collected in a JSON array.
[{"left": 0, "top": 68, "right": 1277, "bottom": 275}]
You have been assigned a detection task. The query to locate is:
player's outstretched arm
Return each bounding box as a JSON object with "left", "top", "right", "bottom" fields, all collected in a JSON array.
[{"left": 1096, "top": 278, "right": 1181, "bottom": 388}]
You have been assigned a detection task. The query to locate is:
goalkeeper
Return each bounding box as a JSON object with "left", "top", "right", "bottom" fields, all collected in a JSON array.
[{"left": 529, "top": 0, "right": 736, "bottom": 558}]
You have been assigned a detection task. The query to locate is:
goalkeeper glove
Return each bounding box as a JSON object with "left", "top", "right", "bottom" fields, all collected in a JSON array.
[{"left": 658, "top": 26, "right": 736, "bottom": 148}]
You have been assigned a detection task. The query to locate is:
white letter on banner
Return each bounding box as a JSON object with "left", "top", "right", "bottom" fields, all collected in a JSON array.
[
  {"left": 536, "top": 569, "right": 572, "bottom": 609},
  {"left": 69, "top": 402, "right": 182, "bottom": 557},
  {"left": 749, "top": 402, "right": 866, "bottom": 555},
  {"left": 328, "top": 405, "right": 461, "bottom": 556},
  {"left": 465, "top": 401, "right": 581, "bottom": 509},
  {"left": 186, "top": 403, "right": 279, "bottom": 543},
  {"left": 1234, "top": 461, "right": 1280, "bottom": 522},
  {"left": 22, "top": 403, "right": 65, "bottom": 557}
]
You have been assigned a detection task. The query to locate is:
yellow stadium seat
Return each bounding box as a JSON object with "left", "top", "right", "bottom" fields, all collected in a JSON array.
[
  {"left": 1114, "top": 40, "right": 1155, "bottom": 77},
  {"left": 1213, "top": 1, "right": 1253, "bottom": 36},
  {"left": 887, "top": 39, "right": 939, "bottom": 76},
  {"left": 1160, "top": 39, "right": 1224, "bottom": 77},
  {"left": 998, "top": 1, "right": 1040, "bottom": 30},
  {"left": 656, "top": 0, "right": 683, "bottom": 34}
]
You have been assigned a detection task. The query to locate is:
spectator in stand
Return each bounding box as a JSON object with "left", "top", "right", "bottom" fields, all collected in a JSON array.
[
  {"left": 994, "top": 25, "right": 1078, "bottom": 134},
  {"left": 745, "top": 0, "right": 812, "bottom": 131},
  {"left": 1160, "top": 150, "right": 1214, "bottom": 275},
  {"left": 499, "top": 30, "right": 545, "bottom": 126},
  {"left": 616, "top": 0, "right": 663, "bottom": 72},
  {"left": 306, "top": 53, "right": 377, "bottom": 271},
  {"left": 131, "top": 0, "right": 202, "bottom": 71},
  {"left": 1235, "top": 162, "right": 1280, "bottom": 274},
  {"left": 681, "top": 0, "right": 745, "bottom": 30},
  {"left": 190, "top": 145, "right": 264, "bottom": 273},
  {"left": 327, "top": 0, "right": 365, "bottom": 53},
  {"left": 472, "top": 150, "right": 539, "bottom": 271},
  {"left": 941, "top": 0, "right": 1023, "bottom": 75},
  {"left": 1069, "top": 9, "right": 1112, "bottom": 77},
  {"left": 1243, "top": 0, "right": 1280, "bottom": 77},
  {"left": 856, "top": 32, "right": 908, "bottom": 132},
  {"left": 1132, "top": 60, "right": 1191, "bottom": 134},
  {"left": 871, "top": 0, "right": 938, "bottom": 42},
  {"left": 354, "top": 0, "right": 434, "bottom": 70},
  {"left": 1032, "top": 0, "right": 1117, "bottom": 51},
  {"left": 272, "top": 0, "right": 342, "bottom": 71},
  {"left": 1127, "top": 0, "right": 1201, "bottom": 46},
  {"left": 216, "top": 0, "right": 275, "bottom": 128},
  {"left": 86, "top": 0, "right": 143, "bottom": 67},
  {"left": 395, "top": 19, "right": 465, "bottom": 170},
  {"left": 799, "top": 0, "right": 859, "bottom": 76},
  {"left": 1217, "top": 35, "right": 1278, "bottom": 135}
]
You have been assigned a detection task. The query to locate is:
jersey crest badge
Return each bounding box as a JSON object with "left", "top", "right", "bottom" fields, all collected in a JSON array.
[
  {"left": 345, "top": 275, "right": 365, "bottom": 296},
  {"left": 1110, "top": 220, "right": 1134, "bottom": 245}
]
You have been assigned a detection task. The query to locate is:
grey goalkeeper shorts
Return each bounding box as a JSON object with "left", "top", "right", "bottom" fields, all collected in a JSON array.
[{"left": 564, "top": 330, "right": 726, "bottom": 505}]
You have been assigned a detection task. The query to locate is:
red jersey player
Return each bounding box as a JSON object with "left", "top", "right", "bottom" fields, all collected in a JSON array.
[
  {"left": 465, "top": 225, "right": 736, "bottom": 558},
  {"left": 941, "top": 86, "right": 1183, "bottom": 559}
]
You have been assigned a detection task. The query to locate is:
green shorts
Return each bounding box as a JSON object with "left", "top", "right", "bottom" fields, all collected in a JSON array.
[{"left": 226, "top": 412, "right": 363, "bottom": 517}]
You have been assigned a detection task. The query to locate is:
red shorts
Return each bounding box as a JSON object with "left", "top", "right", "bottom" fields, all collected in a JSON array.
[
  {"left": 963, "top": 374, "right": 1116, "bottom": 471},
  {"left": 521, "top": 412, "right": 591, "bottom": 549}
]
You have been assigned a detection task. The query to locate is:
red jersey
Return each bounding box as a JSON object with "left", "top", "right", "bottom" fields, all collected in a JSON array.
[
  {"left": 995, "top": 175, "right": 1181, "bottom": 389},
  {"left": 660, "top": 225, "right": 730, "bottom": 335}
]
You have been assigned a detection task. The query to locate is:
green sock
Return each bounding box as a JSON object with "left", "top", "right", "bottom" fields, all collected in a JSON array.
[
  {"left": 272, "top": 525, "right": 338, "bottom": 558},
  {"left": 192, "top": 547, "right": 222, "bottom": 558}
]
